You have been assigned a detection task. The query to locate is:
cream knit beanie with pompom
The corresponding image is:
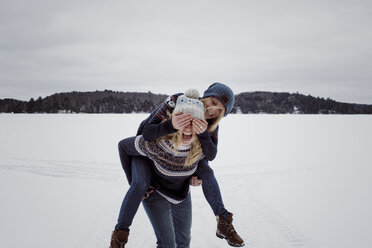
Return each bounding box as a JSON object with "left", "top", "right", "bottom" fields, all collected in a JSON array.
[{"left": 173, "top": 89, "right": 205, "bottom": 120}]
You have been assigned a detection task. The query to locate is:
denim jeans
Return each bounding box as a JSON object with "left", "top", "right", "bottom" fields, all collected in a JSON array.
[
  {"left": 116, "top": 138, "right": 152, "bottom": 231},
  {"left": 116, "top": 136, "right": 228, "bottom": 234},
  {"left": 194, "top": 158, "right": 228, "bottom": 219},
  {"left": 118, "top": 136, "right": 143, "bottom": 184},
  {"left": 143, "top": 190, "right": 192, "bottom": 248}
]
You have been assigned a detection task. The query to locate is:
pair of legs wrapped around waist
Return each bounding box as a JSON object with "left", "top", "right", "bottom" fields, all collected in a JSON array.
[{"left": 115, "top": 136, "right": 228, "bottom": 232}]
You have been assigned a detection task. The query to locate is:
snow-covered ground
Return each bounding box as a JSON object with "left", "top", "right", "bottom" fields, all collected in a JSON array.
[{"left": 0, "top": 114, "right": 371, "bottom": 248}]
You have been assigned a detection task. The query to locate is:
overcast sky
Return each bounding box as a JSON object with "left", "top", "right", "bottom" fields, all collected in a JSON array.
[{"left": 0, "top": 0, "right": 371, "bottom": 104}]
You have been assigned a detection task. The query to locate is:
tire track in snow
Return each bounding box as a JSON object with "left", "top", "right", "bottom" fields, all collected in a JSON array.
[
  {"left": 244, "top": 194, "right": 315, "bottom": 248},
  {"left": 214, "top": 163, "right": 322, "bottom": 178},
  {"left": 0, "top": 158, "right": 123, "bottom": 181},
  {"left": 191, "top": 188, "right": 315, "bottom": 248},
  {"left": 214, "top": 163, "right": 317, "bottom": 248}
]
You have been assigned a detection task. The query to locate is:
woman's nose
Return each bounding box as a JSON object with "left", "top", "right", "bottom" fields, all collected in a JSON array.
[{"left": 185, "top": 124, "right": 193, "bottom": 131}]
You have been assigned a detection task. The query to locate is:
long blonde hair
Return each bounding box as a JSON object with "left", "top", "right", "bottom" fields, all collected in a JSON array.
[
  {"left": 158, "top": 112, "right": 203, "bottom": 167},
  {"left": 200, "top": 97, "right": 225, "bottom": 132},
  {"left": 164, "top": 132, "right": 203, "bottom": 166}
]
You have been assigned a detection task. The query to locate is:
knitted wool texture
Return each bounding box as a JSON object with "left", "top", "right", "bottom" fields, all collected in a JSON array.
[
  {"left": 202, "top": 82, "right": 235, "bottom": 116},
  {"left": 134, "top": 135, "right": 205, "bottom": 201},
  {"left": 135, "top": 135, "right": 201, "bottom": 177},
  {"left": 173, "top": 89, "right": 205, "bottom": 120}
]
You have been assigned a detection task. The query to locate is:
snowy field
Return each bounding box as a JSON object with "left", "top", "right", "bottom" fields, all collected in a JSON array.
[{"left": 0, "top": 114, "right": 371, "bottom": 248}]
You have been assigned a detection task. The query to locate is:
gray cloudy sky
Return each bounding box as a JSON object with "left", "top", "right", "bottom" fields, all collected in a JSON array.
[{"left": 0, "top": 0, "right": 371, "bottom": 103}]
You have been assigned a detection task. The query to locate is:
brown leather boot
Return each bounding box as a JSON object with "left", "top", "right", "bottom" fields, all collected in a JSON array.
[
  {"left": 110, "top": 229, "right": 129, "bottom": 248},
  {"left": 216, "top": 212, "right": 245, "bottom": 247}
]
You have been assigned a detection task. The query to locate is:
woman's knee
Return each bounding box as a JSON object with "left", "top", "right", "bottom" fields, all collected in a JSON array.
[
  {"left": 118, "top": 138, "right": 129, "bottom": 152},
  {"left": 197, "top": 160, "right": 214, "bottom": 179},
  {"left": 118, "top": 139, "right": 127, "bottom": 157},
  {"left": 131, "top": 159, "right": 152, "bottom": 190},
  {"left": 129, "top": 179, "right": 150, "bottom": 194}
]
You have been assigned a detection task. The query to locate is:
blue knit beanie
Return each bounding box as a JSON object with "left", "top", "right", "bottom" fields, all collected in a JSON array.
[{"left": 202, "top": 82, "right": 235, "bottom": 117}]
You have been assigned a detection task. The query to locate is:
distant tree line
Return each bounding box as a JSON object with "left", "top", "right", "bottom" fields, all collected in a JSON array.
[
  {"left": 0, "top": 90, "right": 167, "bottom": 114},
  {"left": 231, "top": 92, "right": 372, "bottom": 114},
  {"left": 1, "top": 90, "right": 372, "bottom": 114}
]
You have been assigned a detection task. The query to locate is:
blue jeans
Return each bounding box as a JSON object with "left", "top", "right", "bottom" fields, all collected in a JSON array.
[
  {"left": 118, "top": 136, "right": 143, "bottom": 185},
  {"left": 116, "top": 136, "right": 228, "bottom": 233},
  {"left": 116, "top": 138, "right": 152, "bottom": 231},
  {"left": 195, "top": 158, "right": 228, "bottom": 219},
  {"left": 143, "top": 190, "right": 192, "bottom": 248}
]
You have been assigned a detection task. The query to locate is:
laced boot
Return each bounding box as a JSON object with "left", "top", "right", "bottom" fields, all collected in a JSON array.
[
  {"left": 110, "top": 229, "right": 129, "bottom": 248},
  {"left": 216, "top": 212, "right": 245, "bottom": 247}
]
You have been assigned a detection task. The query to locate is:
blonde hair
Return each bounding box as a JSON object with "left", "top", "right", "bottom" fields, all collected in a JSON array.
[
  {"left": 158, "top": 112, "right": 203, "bottom": 167},
  {"left": 200, "top": 97, "right": 225, "bottom": 132},
  {"left": 164, "top": 132, "right": 203, "bottom": 166}
]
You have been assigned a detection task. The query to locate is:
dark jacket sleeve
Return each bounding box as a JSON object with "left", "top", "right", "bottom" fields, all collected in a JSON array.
[
  {"left": 197, "top": 125, "right": 219, "bottom": 161},
  {"left": 137, "top": 94, "right": 181, "bottom": 141},
  {"left": 142, "top": 119, "right": 176, "bottom": 141}
]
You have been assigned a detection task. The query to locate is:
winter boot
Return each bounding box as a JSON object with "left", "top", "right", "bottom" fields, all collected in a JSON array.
[
  {"left": 216, "top": 212, "right": 245, "bottom": 247},
  {"left": 110, "top": 229, "right": 129, "bottom": 248}
]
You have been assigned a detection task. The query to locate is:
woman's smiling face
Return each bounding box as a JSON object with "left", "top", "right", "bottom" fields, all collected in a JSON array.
[
  {"left": 204, "top": 97, "right": 224, "bottom": 119},
  {"left": 179, "top": 123, "right": 195, "bottom": 146}
]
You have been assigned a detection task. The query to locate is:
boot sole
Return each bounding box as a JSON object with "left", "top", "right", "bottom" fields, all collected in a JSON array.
[{"left": 216, "top": 230, "right": 245, "bottom": 247}]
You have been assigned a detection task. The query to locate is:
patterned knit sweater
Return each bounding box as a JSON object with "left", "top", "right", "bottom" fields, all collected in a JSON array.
[{"left": 134, "top": 135, "right": 204, "bottom": 202}]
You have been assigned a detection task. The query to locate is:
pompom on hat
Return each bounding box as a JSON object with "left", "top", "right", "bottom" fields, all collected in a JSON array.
[
  {"left": 173, "top": 89, "right": 205, "bottom": 120},
  {"left": 202, "top": 82, "right": 235, "bottom": 117}
]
